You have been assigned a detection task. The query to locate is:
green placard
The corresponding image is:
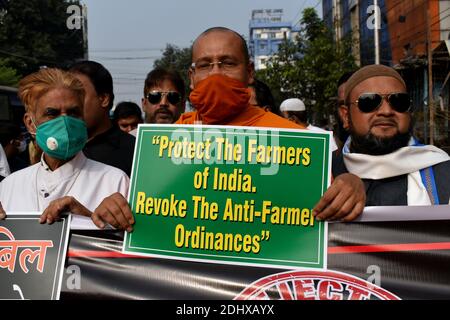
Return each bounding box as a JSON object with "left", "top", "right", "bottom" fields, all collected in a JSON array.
[{"left": 123, "top": 124, "right": 329, "bottom": 269}]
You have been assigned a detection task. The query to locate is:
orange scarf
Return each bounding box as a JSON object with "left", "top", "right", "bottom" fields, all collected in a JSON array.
[
  {"left": 188, "top": 74, "right": 251, "bottom": 124},
  {"left": 178, "top": 74, "right": 306, "bottom": 130}
]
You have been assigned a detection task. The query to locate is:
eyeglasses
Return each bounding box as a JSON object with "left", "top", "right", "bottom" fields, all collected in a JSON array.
[
  {"left": 146, "top": 91, "right": 181, "bottom": 105},
  {"left": 190, "top": 59, "right": 241, "bottom": 74},
  {"left": 351, "top": 92, "right": 411, "bottom": 113}
]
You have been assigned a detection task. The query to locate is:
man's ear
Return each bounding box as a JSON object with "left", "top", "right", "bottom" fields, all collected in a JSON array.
[
  {"left": 188, "top": 68, "right": 194, "bottom": 91},
  {"left": 99, "top": 94, "right": 111, "bottom": 109},
  {"left": 141, "top": 97, "right": 150, "bottom": 123},
  {"left": 339, "top": 105, "right": 350, "bottom": 130},
  {"left": 247, "top": 61, "right": 255, "bottom": 84},
  {"left": 23, "top": 112, "right": 35, "bottom": 134}
]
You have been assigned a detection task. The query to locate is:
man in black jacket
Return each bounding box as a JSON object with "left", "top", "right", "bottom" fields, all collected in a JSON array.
[{"left": 69, "top": 61, "right": 135, "bottom": 177}]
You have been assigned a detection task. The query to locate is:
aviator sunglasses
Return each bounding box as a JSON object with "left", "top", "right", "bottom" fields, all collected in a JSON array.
[
  {"left": 352, "top": 92, "right": 411, "bottom": 113},
  {"left": 146, "top": 91, "right": 181, "bottom": 105}
]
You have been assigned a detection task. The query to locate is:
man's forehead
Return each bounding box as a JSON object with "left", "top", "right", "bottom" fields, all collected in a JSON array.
[
  {"left": 36, "top": 89, "right": 82, "bottom": 108},
  {"left": 148, "top": 79, "right": 176, "bottom": 90},
  {"left": 192, "top": 30, "right": 243, "bottom": 59},
  {"left": 38, "top": 103, "right": 82, "bottom": 111},
  {"left": 45, "top": 105, "right": 81, "bottom": 111},
  {"left": 119, "top": 116, "right": 140, "bottom": 123},
  {"left": 352, "top": 76, "right": 406, "bottom": 94}
]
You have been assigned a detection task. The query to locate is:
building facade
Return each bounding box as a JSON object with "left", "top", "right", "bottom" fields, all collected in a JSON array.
[
  {"left": 323, "top": 0, "right": 392, "bottom": 66},
  {"left": 248, "top": 9, "right": 300, "bottom": 70},
  {"left": 323, "top": 0, "right": 450, "bottom": 145}
]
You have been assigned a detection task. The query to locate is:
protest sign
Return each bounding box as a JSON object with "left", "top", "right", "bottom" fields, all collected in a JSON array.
[
  {"left": 124, "top": 125, "right": 330, "bottom": 269},
  {"left": 0, "top": 213, "right": 70, "bottom": 300}
]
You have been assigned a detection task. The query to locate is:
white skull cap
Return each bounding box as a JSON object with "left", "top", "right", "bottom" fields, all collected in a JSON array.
[{"left": 279, "top": 98, "right": 306, "bottom": 112}]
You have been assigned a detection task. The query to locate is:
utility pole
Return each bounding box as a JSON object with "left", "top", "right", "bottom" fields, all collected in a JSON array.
[
  {"left": 426, "top": 2, "right": 434, "bottom": 145},
  {"left": 374, "top": 0, "right": 380, "bottom": 64},
  {"left": 82, "top": 4, "right": 89, "bottom": 60},
  {"left": 333, "top": 0, "right": 341, "bottom": 46}
]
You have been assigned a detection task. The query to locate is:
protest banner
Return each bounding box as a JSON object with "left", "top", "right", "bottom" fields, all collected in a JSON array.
[
  {"left": 0, "top": 213, "right": 71, "bottom": 300},
  {"left": 63, "top": 205, "right": 450, "bottom": 300},
  {"left": 123, "top": 124, "right": 331, "bottom": 269}
]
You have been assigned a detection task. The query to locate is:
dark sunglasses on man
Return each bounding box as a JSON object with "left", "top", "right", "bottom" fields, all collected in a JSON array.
[
  {"left": 146, "top": 91, "right": 181, "bottom": 105},
  {"left": 351, "top": 92, "right": 411, "bottom": 113}
]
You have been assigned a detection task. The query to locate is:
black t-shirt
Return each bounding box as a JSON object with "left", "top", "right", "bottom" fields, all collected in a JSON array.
[{"left": 83, "top": 125, "right": 135, "bottom": 177}]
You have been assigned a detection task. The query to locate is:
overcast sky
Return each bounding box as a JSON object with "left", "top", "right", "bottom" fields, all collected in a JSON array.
[{"left": 82, "top": 0, "right": 323, "bottom": 105}]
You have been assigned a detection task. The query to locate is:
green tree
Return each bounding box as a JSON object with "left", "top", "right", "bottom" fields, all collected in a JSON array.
[
  {"left": 257, "top": 7, "right": 357, "bottom": 124},
  {"left": 153, "top": 44, "right": 192, "bottom": 96},
  {"left": 256, "top": 39, "right": 302, "bottom": 106},
  {"left": 0, "top": 0, "right": 84, "bottom": 77},
  {"left": 0, "top": 58, "right": 20, "bottom": 86}
]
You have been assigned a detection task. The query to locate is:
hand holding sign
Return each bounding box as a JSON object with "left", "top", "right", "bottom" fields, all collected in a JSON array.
[
  {"left": 39, "top": 196, "right": 91, "bottom": 225},
  {"left": 39, "top": 194, "right": 134, "bottom": 232},
  {"left": 92, "top": 192, "right": 134, "bottom": 232},
  {"left": 313, "top": 173, "right": 366, "bottom": 222}
]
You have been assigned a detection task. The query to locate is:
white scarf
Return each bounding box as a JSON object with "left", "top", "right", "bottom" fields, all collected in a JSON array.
[{"left": 343, "top": 138, "right": 450, "bottom": 205}]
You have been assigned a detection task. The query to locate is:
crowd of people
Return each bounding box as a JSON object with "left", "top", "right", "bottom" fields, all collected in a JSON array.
[{"left": 0, "top": 26, "right": 449, "bottom": 229}]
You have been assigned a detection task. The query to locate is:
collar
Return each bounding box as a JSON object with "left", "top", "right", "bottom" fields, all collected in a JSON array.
[
  {"left": 40, "top": 151, "right": 87, "bottom": 177},
  {"left": 343, "top": 137, "right": 450, "bottom": 179}
]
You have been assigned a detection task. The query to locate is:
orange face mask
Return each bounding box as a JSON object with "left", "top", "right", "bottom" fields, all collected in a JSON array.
[{"left": 189, "top": 74, "right": 251, "bottom": 124}]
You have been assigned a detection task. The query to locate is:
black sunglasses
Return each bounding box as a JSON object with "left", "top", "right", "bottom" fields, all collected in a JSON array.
[
  {"left": 146, "top": 91, "right": 181, "bottom": 105},
  {"left": 353, "top": 92, "right": 411, "bottom": 113}
]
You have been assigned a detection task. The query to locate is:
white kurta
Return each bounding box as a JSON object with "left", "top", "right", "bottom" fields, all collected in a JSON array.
[
  {"left": 0, "top": 152, "right": 129, "bottom": 229},
  {"left": 307, "top": 124, "right": 338, "bottom": 152},
  {"left": 0, "top": 144, "right": 11, "bottom": 177}
]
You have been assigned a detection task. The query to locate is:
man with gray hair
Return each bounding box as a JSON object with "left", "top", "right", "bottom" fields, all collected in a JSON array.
[{"left": 333, "top": 64, "right": 450, "bottom": 205}]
